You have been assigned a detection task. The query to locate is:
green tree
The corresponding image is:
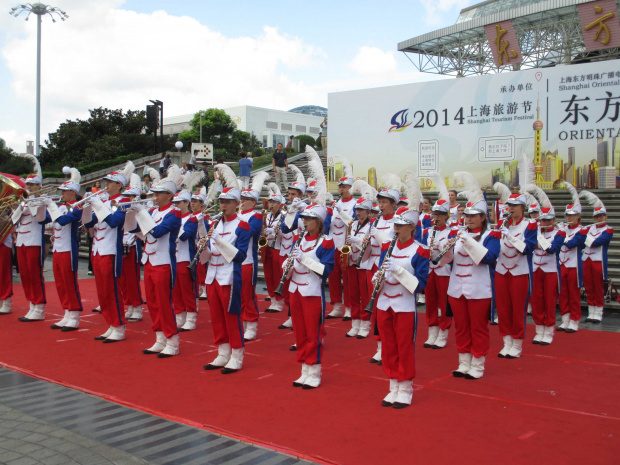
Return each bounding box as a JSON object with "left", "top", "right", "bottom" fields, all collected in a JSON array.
[
  {"left": 177, "top": 109, "right": 238, "bottom": 158},
  {"left": 315, "top": 135, "right": 322, "bottom": 150},
  {"left": 0, "top": 146, "right": 37, "bottom": 176},
  {"left": 295, "top": 135, "right": 316, "bottom": 152}
]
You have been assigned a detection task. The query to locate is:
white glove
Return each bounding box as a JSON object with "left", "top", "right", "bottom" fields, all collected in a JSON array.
[
  {"left": 44, "top": 197, "right": 54, "bottom": 206},
  {"left": 501, "top": 227, "right": 513, "bottom": 240},
  {"left": 371, "top": 271, "right": 380, "bottom": 285},
  {"left": 130, "top": 202, "right": 146, "bottom": 212},
  {"left": 291, "top": 198, "right": 301, "bottom": 207},
  {"left": 264, "top": 227, "right": 275, "bottom": 237},
  {"left": 383, "top": 259, "right": 397, "bottom": 273},
  {"left": 291, "top": 248, "right": 303, "bottom": 260},
  {"left": 90, "top": 195, "right": 103, "bottom": 207},
  {"left": 210, "top": 231, "right": 221, "bottom": 243}
]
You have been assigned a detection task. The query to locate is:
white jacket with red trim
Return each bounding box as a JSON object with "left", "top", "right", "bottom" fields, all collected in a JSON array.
[{"left": 330, "top": 196, "right": 357, "bottom": 249}]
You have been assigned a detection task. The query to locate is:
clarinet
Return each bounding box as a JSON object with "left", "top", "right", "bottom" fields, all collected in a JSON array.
[
  {"left": 354, "top": 219, "right": 376, "bottom": 267},
  {"left": 431, "top": 230, "right": 462, "bottom": 265},
  {"left": 187, "top": 213, "right": 223, "bottom": 271},
  {"left": 364, "top": 234, "right": 398, "bottom": 314},
  {"left": 274, "top": 230, "right": 306, "bottom": 296}
]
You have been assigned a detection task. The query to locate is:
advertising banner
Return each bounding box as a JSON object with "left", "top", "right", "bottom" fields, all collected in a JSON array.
[{"left": 328, "top": 59, "right": 620, "bottom": 191}]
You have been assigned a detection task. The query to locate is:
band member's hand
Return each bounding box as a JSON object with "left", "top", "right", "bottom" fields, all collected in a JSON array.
[
  {"left": 264, "top": 227, "right": 275, "bottom": 237},
  {"left": 383, "top": 259, "right": 397, "bottom": 273},
  {"left": 210, "top": 231, "right": 221, "bottom": 243},
  {"left": 130, "top": 203, "right": 146, "bottom": 212},
  {"left": 90, "top": 196, "right": 103, "bottom": 207},
  {"left": 44, "top": 197, "right": 54, "bottom": 206},
  {"left": 371, "top": 271, "right": 380, "bottom": 285},
  {"left": 291, "top": 248, "right": 303, "bottom": 260},
  {"left": 198, "top": 237, "right": 208, "bottom": 248},
  {"left": 500, "top": 227, "right": 513, "bottom": 240}
]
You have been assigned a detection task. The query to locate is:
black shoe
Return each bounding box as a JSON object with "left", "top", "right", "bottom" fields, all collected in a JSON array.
[
  {"left": 556, "top": 326, "right": 566, "bottom": 332},
  {"left": 91, "top": 307, "right": 101, "bottom": 313},
  {"left": 591, "top": 320, "right": 602, "bottom": 324},
  {"left": 423, "top": 342, "right": 433, "bottom": 348},
  {"left": 128, "top": 317, "right": 142, "bottom": 322},
  {"left": 204, "top": 364, "right": 224, "bottom": 370},
  {"left": 490, "top": 321, "right": 498, "bottom": 326},
  {"left": 198, "top": 296, "right": 208, "bottom": 301},
  {"left": 585, "top": 318, "right": 594, "bottom": 323},
  {"left": 392, "top": 402, "right": 409, "bottom": 409},
  {"left": 292, "top": 381, "right": 303, "bottom": 387},
  {"left": 289, "top": 345, "right": 297, "bottom": 351},
  {"left": 102, "top": 337, "right": 122, "bottom": 343},
  {"left": 498, "top": 353, "right": 506, "bottom": 358},
  {"left": 264, "top": 297, "right": 271, "bottom": 302},
  {"left": 532, "top": 339, "right": 540, "bottom": 344},
  {"left": 157, "top": 352, "right": 175, "bottom": 358},
  {"left": 370, "top": 358, "right": 379, "bottom": 364},
  {"left": 342, "top": 316, "right": 351, "bottom": 322},
  {"left": 565, "top": 328, "right": 576, "bottom": 334},
  {"left": 221, "top": 367, "right": 239, "bottom": 374},
  {"left": 452, "top": 371, "right": 466, "bottom": 378},
  {"left": 325, "top": 315, "right": 340, "bottom": 320},
  {"left": 18, "top": 317, "right": 43, "bottom": 322},
  {"left": 278, "top": 324, "right": 291, "bottom": 330},
  {"left": 301, "top": 384, "right": 317, "bottom": 390},
  {"left": 61, "top": 326, "right": 78, "bottom": 332},
  {"left": 50, "top": 323, "right": 64, "bottom": 329},
  {"left": 381, "top": 401, "right": 393, "bottom": 407},
  {"left": 464, "top": 374, "right": 480, "bottom": 380},
  {"left": 264, "top": 309, "right": 278, "bottom": 313},
  {"left": 505, "top": 354, "right": 519, "bottom": 359},
  {"left": 94, "top": 335, "right": 107, "bottom": 341},
  {"left": 179, "top": 328, "right": 190, "bottom": 332},
  {"left": 539, "top": 341, "right": 550, "bottom": 346},
  {"left": 378, "top": 361, "right": 382, "bottom": 366},
  {"left": 142, "top": 348, "right": 160, "bottom": 354}
]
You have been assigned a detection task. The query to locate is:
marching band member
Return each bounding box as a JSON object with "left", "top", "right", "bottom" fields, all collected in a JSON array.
[
  {"left": 84, "top": 162, "right": 134, "bottom": 342},
  {"left": 373, "top": 173, "right": 429, "bottom": 408},
  {"left": 492, "top": 182, "right": 511, "bottom": 225},
  {"left": 286, "top": 202, "right": 335, "bottom": 389},
  {"left": 46, "top": 168, "right": 83, "bottom": 330},
  {"left": 448, "top": 189, "right": 460, "bottom": 223},
  {"left": 415, "top": 196, "right": 432, "bottom": 304},
  {"left": 0, "top": 224, "right": 14, "bottom": 315},
  {"left": 13, "top": 155, "right": 47, "bottom": 322},
  {"left": 263, "top": 183, "right": 285, "bottom": 313},
  {"left": 421, "top": 174, "right": 456, "bottom": 349},
  {"left": 557, "top": 183, "right": 587, "bottom": 333},
  {"left": 448, "top": 172, "right": 500, "bottom": 380},
  {"left": 326, "top": 173, "right": 356, "bottom": 320},
  {"left": 528, "top": 202, "right": 541, "bottom": 220},
  {"left": 364, "top": 174, "right": 401, "bottom": 364},
  {"left": 527, "top": 185, "right": 564, "bottom": 345},
  {"left": 190, "top": 188, "right": 209, "bottom": 301},
  {"left": 239, "top": 171, "right": 270, "bottom": 341},
  {"left": 201, "top": 185, "right": 251, "bottom": 373},
  {"left": 120, "top": 173, "right": 144, "bottom": 322},
  {"left": 370, "top": 203, "right": 380, "bottom": 219},
  {"left": 129, "top": 166, "right": 182, "bottom": 356},
  {"left": 579, "top": 191, "right": 614, "bottom": 324}
]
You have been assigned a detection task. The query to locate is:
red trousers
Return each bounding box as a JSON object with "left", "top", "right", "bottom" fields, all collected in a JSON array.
[
  {"left": 367, "top": 265, "right": 381, "bottom": 340},
  {"left": 559, "top": 265, "right": 581, "bottom": 321},
  {"left": 119, "top": 247, "right": 142, "bottom": 307},
  {"left": 290, "top": 290, "right": 324, "bottom": 365},
  {"left": 377, "top": 309, "right": 416, "bottom": 381},
  {"left": 144, "top": 262, "right": 177, "bottom": 338},
  {"left": 531, "top": 269, "right": 558, "bottom": 327},
  {"left": 52, "top": 251, "right": 82, "bottom": 312},
  {"left": 494, "top": 272, "right": 529, "bottom": 339},
  {"left": 583, "top": 259, "right": 604, "bottom": 307},
  {"left": 172, "top": 261, "right": 197, "bottom": 314},
  {"left": 196, "top": 262, "right": 206, "bottom": 288},
  {"left": 279, "top": 254, "right": 291, "bottom": 308},
  {"left": 0, "top": 245, "right": 13, "bottom": 300},
  {"left": 347, "top": 266, "right": 370, "bottom": 321},
  {"left": 264, "top": 247, "right": 283, "bottom": 301},
  {"left": 425, "top": 272, "right": 452, "bottom": 330},
  {"left": 92, "top": 254, "right": 124, "bottom": 327},
  {"left": 241, "top": 263, "right": 259, "bottom": 322},
  {"left": 207, "top": 282, "right": 244, "bottom": 349},
  {"left": 17, "top": 245, "right": 45, "bottom": 304},
  {"left": 328, "top": 249, "right": 350, "bottom": 306},
  {"left": 449, "top": 296, "right": 491, "bottom": 358}
]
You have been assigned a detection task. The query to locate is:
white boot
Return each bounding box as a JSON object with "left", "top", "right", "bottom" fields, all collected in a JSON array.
[
  {"left": 20, "top": 302, "right": 35, "bottom": 320},
  {"left": 180, "top": 312, "right": 197, "bottom": 331},
  {"left": 424, "top": 326, "right": 439, "bottom": 348},
  {"left": 221, "top": 347, "right": 244, "bottom": 373},
  {"left": 124, "top": 306, "right": 134, "bottom": 320},
  {"left": 175, "top": 311, "right": 187, "bottom": 328},
  {"left": 452, "top": 353, "right": 472, "bottom": 377},
  {"left": 50, "top": 309, "right": 69, "bottom": 329},
  {"left": 346, "top": 319, "right": 361, "bottom": 338},
  {"left": 498, "top": 335, "right": 513, "bottom": 358},
  {"left": 244, "top": 321, "right": 258, "bottom": 341},
  {"left": 0, "top": 297, "right": 12, "bottom": 315},
  {"left": 61, "top": 311, "right": 81, "bottom": 332},
  {"left": 532, "top": 325, "right": 544, "bottom": 344},
  {"left": 104, "top": 325, "right": 126, "bottom": 343},
  {"left": 204, "top": 343, "right": 231, "bottom": 369},
  {"left": 129, "top": 306, "right": 143, "bottom": 322},
  {"left": 199, "top": 286, "right": 208, "bottom": 300},
  {"left": 417, "top": 294, "right": 426, "bottom": 305},
  {"left": 585, "top": 305, "right": 594, "bottom": 322},
  {"left": 95, "top": 326, "right": 114, "bottom": 341},
  {"left": 21, "top": 303, "right": 45, "bottom": 321},
  {"left": 343, "top": 307, "right": 352, "bottom": 321},
  {"left": 143, "top": 331, "right": 166, "bottom": 354},
  {"left": 592, "top": 307, "right": 603, "bottom": 323},
  {"left": 527, "top": 302, "right": 532, "bottom": 314},
  {"left": 357, "top": 320, "right": 371, "bottom": 339},
  {"left": 270, "top": 298, "right": 284, "bottom": 312},
  {"left": 566, "top": 319, "right": 579, "bottom": 333},
  {"left": 92, "top": 305, "right": 101, "bottom": 313},
  {"left": 279, "top": 316, "right": 293, "bottom": 329},
  {"left": 326, "top": 302, "right": 343, "bottom": 319},
  {"left": 465, "top": 356, "right": 486, "bottom": 379},
  {"left": 557, "top": 313, "right": 570, "bottom": 331},
  {"left": 293, "top": 363, "right": 309, "bottom": 387},
  {"left": 371, "top": 341, "right": 382, "bottom": 364},
  {"left": 433, "top": 329, "right": 449, "bottom": 349},
  {"left": 393, "top": 380, "right": 413, "bottom": 408},
  {"left": 302, "top": 364, "right": 322, "bottom": 389},
  {"left": 507, "top": 338, "right": 523, "bottom": 358},
  {"left": 541, "top": 325, "right": 554, "bottom": 345},
  {"left": 382, "top": 379, "right": 399, "bottom": 406},
  {"left": 157, "top": 334, "right": 180, "bottom": 358}
]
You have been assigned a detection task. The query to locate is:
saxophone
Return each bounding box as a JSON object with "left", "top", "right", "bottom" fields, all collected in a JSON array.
[
  {"left": 257, "top": 209, "right": 269, "bottom": 248},
  {"left": 340, "top": 219, "right": 354, "bottom": 271}
]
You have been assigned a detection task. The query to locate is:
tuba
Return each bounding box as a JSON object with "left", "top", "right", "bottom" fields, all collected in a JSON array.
[{"left": 0, "top": 173, "right": 28, "bottom": 243}]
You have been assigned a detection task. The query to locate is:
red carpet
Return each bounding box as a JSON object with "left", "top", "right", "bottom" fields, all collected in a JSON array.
[{"left": 1, "top": 279, "right": 619, "bottom": 464}]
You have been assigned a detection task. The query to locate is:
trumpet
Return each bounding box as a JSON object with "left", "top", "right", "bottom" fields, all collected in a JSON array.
[
  {"left": 110, "top": 198, "right": 152, "bottom": 212},
  {"left": 24, "top": 185, "right": 57, "bottom": 198},
  {"left": 21, "top": 195, "right": 61, "bottom": 207},
  {"left": 68, "top": 188, "right": 110, "bottom": 212}
]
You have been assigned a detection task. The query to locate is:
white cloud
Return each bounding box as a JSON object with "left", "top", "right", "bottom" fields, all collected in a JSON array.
[
  {"left": 349, "top": 46, "right": 399, "bottom": 77},
  {"left": 419, "top": 0, "right": 472, "bottom": 25}
]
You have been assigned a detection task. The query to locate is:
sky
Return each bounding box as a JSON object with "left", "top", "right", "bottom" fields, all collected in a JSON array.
[{"left": 0, "top": 0, "right": 472, "bottom": 152}]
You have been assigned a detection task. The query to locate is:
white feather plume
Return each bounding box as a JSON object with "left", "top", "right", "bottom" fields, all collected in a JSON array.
[
  {"left": 579, "top": 190, "right": 604, "bottom": 209},
  {"left": 336, "top": 156, "right": 353, "bottom": 179},
  {"left": 146, "top": 167, "right": 160, "bottom": 184},
  {"left": 119, "top": 160, "right": 135, "bottom": 181},
  {"left": 430, "top": 173, "right": 449, "bottom": 202},
  {"left": 69, "top": 168, "right": 81, "bottom": 185},
  {"left": 381, "top": 173, "right": 402, "bottom": 191},
  {"left": 181, "top": 170, "right": 205, "bottom": 193},
  {"left": 289, "top": 165, "right": 305, "bottom": 185},
  {"left": 518, "top": 153, "right": 534, "bottom": 194},
  {"left": 200, "top": 186, "right": 206, "bottom": 197},
  {"left": 402, "top": 171, "right": 422, "bottom": 212},
  {"left": 157, "top": 164, "right": 182, "bottom": 190},
  {"left": 455, "top": 172, "right": 484, "bottom": 205},
  {"left": 526, "top": 183, "right": 551, "bottom": 209},
  {"left": 205, "top": 179, "right": 222, "bottom": 205},
  {"left": 493, "top": 182, "right": 512, "bottom": 203},
  {"left": 250, "top": 171, "right": 270, "bottom": 194},
  {"left": 351, "top": 179, "right": 377, "bottom": 202},
  {"left": 215, "top": 163, "right": 239, "bottom": 189},
  {"left": 267, "top": 182, "right": 281, "bottom": 198},
  {"left": 564, "top": 181, "right": 580, "bottom": 206},
  {"left": 325, "top": 192, "right": 334, "bottom": 204},
  {"left": 237, "top": 179, "right": 243, "bottom": 190},
  {"left": 21, "top": 154, "right": 41, "bottom": 178},
  {"left": 307, "top": 148, "right": 326, "bottom": 187}
]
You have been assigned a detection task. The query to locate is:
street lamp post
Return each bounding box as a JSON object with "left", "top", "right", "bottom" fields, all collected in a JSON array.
[
  {"left": 199, "top": 111, "right": 203, "bottom": 143},
  {"left": 9, "top": 3, "right": 68, "bottom": 158}
]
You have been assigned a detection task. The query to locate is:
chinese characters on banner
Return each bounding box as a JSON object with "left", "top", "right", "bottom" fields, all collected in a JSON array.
[
  {"left": 578, "top": 0, "right": 620, "bottom": 51},
  {"left": 484, "top": 20, "right": 523, "bottom": 67}
]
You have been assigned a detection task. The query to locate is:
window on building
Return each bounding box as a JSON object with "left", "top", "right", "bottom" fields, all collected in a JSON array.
[
  {"left": 266, "top": 121, "right": 278, "bottom": 129},
  {"left": 281, "top": 123, "right": 293, "bottom": 131},
  {"left": 273, "top": 134, "right": 286, "bottom": 147},
  {"left": 295, "top": 125, "right": 306, "bottom": 133},
  {"left": 309, "top": 127, "right": 320, "bottom": 134}
]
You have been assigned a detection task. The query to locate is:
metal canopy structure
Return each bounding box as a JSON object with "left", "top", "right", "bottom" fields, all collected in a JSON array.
[{"left": 398, "top": 0, "right": 620, "bottom": 76}]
